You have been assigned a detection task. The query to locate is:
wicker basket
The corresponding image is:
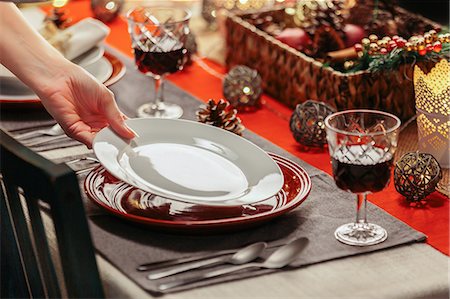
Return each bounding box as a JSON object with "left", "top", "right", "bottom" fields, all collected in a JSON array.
[{"left": 225, "top": 8, "right": 438, "bottom": 121}]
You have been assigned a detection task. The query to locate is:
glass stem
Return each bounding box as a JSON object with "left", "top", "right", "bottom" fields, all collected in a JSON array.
[
  {"left": 154, "top": 76, "right": 165, "bottom": 109},
  {"left": 355, "top": 193, "right": 367, "bottom": 224}
]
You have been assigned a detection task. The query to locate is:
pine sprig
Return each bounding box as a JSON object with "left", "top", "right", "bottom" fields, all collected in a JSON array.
[{"left": 368, "top": 43, "right": 450, "bottom": 73}]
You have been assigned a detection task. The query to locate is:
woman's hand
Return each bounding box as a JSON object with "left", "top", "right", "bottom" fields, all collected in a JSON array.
[
  {"left": 0, "top": 3, "right": 135, "bottom": 147},
  {"left": 35, "top": 62, "right": 135, "bottom": 148}
]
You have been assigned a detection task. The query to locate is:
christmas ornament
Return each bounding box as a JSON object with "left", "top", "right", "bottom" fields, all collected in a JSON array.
[
  {"left": 394, "top": 152, "right": 442, "bottom": 202},
  {"left": 343, "top": 23, "right": 366, "bottom": 47},
  {"left": 91, "top": 0, "right": 124, "bottom": 23},
  {"left": 197, "top": 99, "right": 245, "bottom": 136},
  {"left": 276, "top": 28, "right": 311, "bottom": 51},
  {"left": 223, "top": 65, "right": 262, "bottom": 110},
  {"left": 289, "top": 100, "right": 336, "bottom": 147}
]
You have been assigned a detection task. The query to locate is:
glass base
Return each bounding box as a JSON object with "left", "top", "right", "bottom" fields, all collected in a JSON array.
[
  {"left": 335, "top": 222, "right": 387, "bottom": 246},
  {"left": 137, "top": 102, "right": 183, "bottom": 119}
]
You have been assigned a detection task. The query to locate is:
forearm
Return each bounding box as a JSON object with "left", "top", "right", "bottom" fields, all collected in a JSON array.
[{"left": 0, "top": 3, "right": 70, "bottom": 94}]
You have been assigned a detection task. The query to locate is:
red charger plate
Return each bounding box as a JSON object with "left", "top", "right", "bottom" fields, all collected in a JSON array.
[{"left": 84, "top": 153, "right": 311, "bottom": 233}]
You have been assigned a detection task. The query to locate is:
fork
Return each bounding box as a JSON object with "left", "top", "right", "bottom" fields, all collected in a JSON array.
[{"left": 14, "top": 124, "right": 65, "bottom": 141}]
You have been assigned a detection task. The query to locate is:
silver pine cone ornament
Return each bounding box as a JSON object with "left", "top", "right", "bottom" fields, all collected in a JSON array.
[{"left": 197, "top": 99, "right": 245, "bottom": 136}]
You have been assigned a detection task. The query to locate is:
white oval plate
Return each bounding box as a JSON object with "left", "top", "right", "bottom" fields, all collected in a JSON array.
[{"left": 93, "top": 118, "right": 284, "bottom": 206}]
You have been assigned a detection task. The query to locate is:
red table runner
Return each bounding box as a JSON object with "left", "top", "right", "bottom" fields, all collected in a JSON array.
[{"left": 46, "top": 0, "right": 448, "bottom": 255}]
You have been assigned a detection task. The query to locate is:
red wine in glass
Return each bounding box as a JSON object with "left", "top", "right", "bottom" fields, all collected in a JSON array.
[
  {"left": 331, "top": 145, "right": 393, "bottom": 194},
  {"left": 134, "top": 47, "right": 187, "bottom": 76}
]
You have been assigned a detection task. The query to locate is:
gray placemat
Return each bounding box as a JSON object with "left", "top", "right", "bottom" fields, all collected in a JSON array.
[{"left": 86, "top": 48, "right": 426, "bottom": 294}]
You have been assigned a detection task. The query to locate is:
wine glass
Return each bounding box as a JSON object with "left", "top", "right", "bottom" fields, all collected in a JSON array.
[
  {"left": 325, "top": 110, "right": 401, "bottom": 246},
  {"left": 127, "top": 6, "right": 191, "bottom": 118}
]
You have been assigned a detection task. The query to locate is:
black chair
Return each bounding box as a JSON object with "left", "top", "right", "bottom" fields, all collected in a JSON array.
[{"left": 0, "top": 130, "right": 104, "bottom": 298}]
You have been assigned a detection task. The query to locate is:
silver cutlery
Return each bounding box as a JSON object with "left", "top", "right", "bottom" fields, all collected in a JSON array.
[
  {"left": 148, "top": 242, "right": 267, "bottom": 280},
  {"left": 157, "top": 237, "right": 309, "bottom": 291},
  {"left": 137, "top": 241, "right": 288, "bottom": 272},
  {"left": 23, "top": 134, "right": 69, "bottom": 147},
  {"left": 14, "top": 123, "right": 65, "bottom": 141}
]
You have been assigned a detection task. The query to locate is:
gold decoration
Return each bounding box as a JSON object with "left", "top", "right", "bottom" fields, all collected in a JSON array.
[{"left": 414, "top": 59, "right": 450, "bottom": 168}]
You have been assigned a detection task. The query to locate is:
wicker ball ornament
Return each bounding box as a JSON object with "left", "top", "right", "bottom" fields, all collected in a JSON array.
[
  {"left": 394, "top": 152, "right": 442, "bottom": 202},
  {"left": 289, "top": 100, "right": 336, "bottom": 147},
  {"left": 223, "top": 65, "right": 262, "bottom": 110}
]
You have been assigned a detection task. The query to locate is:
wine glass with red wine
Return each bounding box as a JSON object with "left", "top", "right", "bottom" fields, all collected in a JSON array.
[
  {"left": 325, "top": 110, "right": 401, "bottom": 246},
  {"left": 127, "top": 7, "right": 191, "bottom": 118}
]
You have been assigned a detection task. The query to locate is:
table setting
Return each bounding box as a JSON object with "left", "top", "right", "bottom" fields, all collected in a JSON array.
[{"left": 0, "top": 0, "right": 448, "bottom": 298}]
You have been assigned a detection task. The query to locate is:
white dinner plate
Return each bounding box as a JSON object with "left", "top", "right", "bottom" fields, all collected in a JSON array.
[
  {"left": 93, "top": 118, "right": 284, "bottom": 206},
  {"left": 0, "top": 56, "right": 113, "bottom": 102}
]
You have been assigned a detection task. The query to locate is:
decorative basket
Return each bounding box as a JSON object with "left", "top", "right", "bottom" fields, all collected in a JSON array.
[{"left": 224, "top": 7, "right": 439, "bottom": 120}]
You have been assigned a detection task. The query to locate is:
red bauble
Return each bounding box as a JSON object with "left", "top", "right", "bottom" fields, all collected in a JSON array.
[
  {"left": 426, "top": 44, "right": 434, "bottom": 52},
  {"left": 343, "top": 24, "right": 366, "bottom": 47},
  {"left": 276, "top": 28, "right": 311, "bottom": 50},
  {"left": 418, "top": 48, "right": 427, "bottom": 56}
]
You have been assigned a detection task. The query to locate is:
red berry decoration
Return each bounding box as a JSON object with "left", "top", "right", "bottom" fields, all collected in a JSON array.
[
  {"left": 433, "top": 41, "right": 442, "bottom": 53},
  {"left": 396, "top": 39, "right": 406, "bottom": 48},
  {"left": 388, "top": 40, "right": 397, "bottom": 50},
  {"left": 354, "top": 43, "right": 363, "bottom": 52}
]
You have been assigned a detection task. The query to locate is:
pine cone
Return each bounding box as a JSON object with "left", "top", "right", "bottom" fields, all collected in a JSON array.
[
  {"left": 197, "top": 99, "right": 245, "bottom": 136},
  {"left": 297, "top": 0, "right": 347, "bottom": 36}
]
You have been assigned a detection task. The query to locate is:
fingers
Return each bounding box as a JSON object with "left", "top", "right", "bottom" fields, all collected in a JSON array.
[
  {"left": 74, "top": 131, "right": 95, "bottom": 149},
  {"left": 103, "top": 93, "right": 136, "bottom": 140}
]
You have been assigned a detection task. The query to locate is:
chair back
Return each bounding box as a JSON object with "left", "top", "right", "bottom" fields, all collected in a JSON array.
[{"left": 0, "top": 130, "right": 104, "bottom": 298}]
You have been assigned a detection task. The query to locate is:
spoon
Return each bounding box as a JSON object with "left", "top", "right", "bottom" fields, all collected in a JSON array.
[
  {"left": 14, "top": 124, "right": 64, "bottom": 141},
  {"left": 158, "top": 237, "right": 309, "bottom": 291},
  {"left": 148, "top": 242, "right": 267, "bottom": 280}
]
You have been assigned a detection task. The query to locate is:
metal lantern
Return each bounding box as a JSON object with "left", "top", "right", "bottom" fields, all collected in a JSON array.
[
  {"left": 289, "top": 100, "right": 336, "bottom": 147},
  {"left": 223, "top": 65, "right": 262, "bottom": 110},
  {"left": 394, "top": 152, "right": 442, "bottom": 202},
  {"left": 414, "top": 59, "right": 450, "bottom": 168}
]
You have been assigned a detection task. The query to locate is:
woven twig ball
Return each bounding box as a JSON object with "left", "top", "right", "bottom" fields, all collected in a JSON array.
[
  {"left": 223, "top": 65, "right": 262, "bottom": 110},
  {"left": 394, "top": 152, "right": 442, "bottom": 202},
  {"left": 289, "top": 100, "right": 336, "bottom": 147}
]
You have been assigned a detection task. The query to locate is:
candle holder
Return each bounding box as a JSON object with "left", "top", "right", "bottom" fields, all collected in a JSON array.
[{"left": 414, "top": 59, "right": 450, "bottom": 169}]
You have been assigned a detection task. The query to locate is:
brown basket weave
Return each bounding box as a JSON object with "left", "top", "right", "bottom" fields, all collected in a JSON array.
[{"left": 225, "top": 8, "right": 438, "bottom": 121}]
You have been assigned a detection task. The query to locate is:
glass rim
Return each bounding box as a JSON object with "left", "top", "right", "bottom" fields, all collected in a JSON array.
[
  {"left": 324, "top": 109, "right": 401, "bottom": 137},
  {"left": 126, "top": 6, "right": 192, "bottom": 25}
]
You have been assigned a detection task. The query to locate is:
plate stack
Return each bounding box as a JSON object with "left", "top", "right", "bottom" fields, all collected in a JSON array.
[{"left": 88, "top": 118, "right": 312, "bottom": 233}]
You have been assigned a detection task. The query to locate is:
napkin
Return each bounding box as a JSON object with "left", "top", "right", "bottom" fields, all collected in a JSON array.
[
  {"left": 0, "top": 15, "right": 109, "bottom": 79},
  {"left": 61, "top": 18, "right": 110, "bottom": 61}
]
